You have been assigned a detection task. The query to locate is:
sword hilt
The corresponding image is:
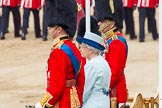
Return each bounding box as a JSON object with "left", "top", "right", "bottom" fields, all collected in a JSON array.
[{"left": 25, "top": 105, "right": 35, "bottom": 108}]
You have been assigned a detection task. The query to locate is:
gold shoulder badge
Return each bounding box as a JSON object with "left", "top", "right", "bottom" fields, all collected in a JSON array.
[
  {"left": 112, "top": 35, "right": 118, "bottom": 40},
  {"left": 104, "top": 43, "right": 109, "bottom": 53},
  {"left": 77, "top": 3, "right": 82, "bottom": 11},
  {"left": 55, "top": 41, "right": 64, "bottom": 49},
  {"left": 104, "top": 49, "right": 109, "bottom": 53},
  {"left": 51, "top": 41, "right": 64, "bottom": 50}
]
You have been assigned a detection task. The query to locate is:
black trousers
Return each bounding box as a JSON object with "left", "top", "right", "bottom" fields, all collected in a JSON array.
[
  {"left": 147, "top": 8, "right": 158, "bottom": 39},
  {"left": 138, "top": 7, "right": 158, "bottom": 41},
  {"left": 0, "top": 6, "right": 20, "bottom": 36},
  {"left": 124, "top": 7, "right": 136, "bottom": 38},
  {"left": 42, "top": 7, "right": 47, "bottom": 38},
  {"left": 22, "top": 8, "right": 41, "bottom": 37}
]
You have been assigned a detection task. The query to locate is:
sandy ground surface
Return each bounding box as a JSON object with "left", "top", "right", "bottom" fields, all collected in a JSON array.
[{"left": 0, "top": 8, "right": 159, "bottom": 108}]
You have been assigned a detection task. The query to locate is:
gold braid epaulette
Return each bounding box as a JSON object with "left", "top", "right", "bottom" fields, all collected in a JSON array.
[
  {"left": 51, "top": 41, "right": 64, "bottom": 51},
  {"left": 103, "top": 28, "right": 119, "bottom": 54},
  {"left": 103, "top": 34, "right": 118, "bottom": 54},
  {"left": 51, "top": 36, "right": 69, "bottom": 50}
]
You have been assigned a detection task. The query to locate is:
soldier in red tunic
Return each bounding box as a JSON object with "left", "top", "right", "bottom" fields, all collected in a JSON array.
[
  {"left": 21, "top": 0, "right": 41, "bottom": 40},
  {"left": 76, "top": 0, "right": 85, "bottom": 30},
  {"left": 136, "top": 0, "right": 159, "bottom": 42},
  {"left": 41, "top": 0, "right": 48, "bottom": 41},
  {"left": 123, "top": 0, "right": 137, "bottom": 40},
  {"left": 0, "top": 0, "right": 21, "bottom": 40},
  {"left": 27, "top": 0, "right": 85, "bottom": 108},
  {"left": 94, "top": 0, "right": 128, "bottom": 107}
]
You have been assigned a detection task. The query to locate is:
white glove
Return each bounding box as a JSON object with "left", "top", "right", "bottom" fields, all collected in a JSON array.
[{"left": 35, "top": 102, "right": 42, "bottom": 108}]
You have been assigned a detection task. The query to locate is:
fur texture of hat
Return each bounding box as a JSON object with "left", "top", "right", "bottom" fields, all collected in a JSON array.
[
  {"left": 77, "top": 16, "right": 101, "bottom": 38},
  {"left": 95, "top": 0, "right": 123, "bottom": 29},
  {"left": 45, "top": 0, "right": 77, "bottom": 37}
]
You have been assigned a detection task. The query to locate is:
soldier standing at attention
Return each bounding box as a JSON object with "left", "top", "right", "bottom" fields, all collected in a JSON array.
[
  {"left": 137, "top": 0, "right": 159, "bottom": 42},
  {"left": 0, "top": 0, "right": 21, "bottom": 40},
  {"left": 94, "top": 0, "right": 129, "bottom": 107},
  {"left": 123, "top": 0, "right": 137, "bottom": 40},
  {"left": 21, "top": 0, "right": 41, "bottom": 40},
  {"left": 41, "top": 0, "right": 48, "bottom": 41}
]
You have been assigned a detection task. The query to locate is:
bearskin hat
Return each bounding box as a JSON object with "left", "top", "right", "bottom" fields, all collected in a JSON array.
[
  {"left": 94, "top": 0, "right": 123, "bottom": 29},
  {"left": 45, "top": 0, "right": 77, "bottom": 38},
  {"left": 77, "top": 16, "right": 101, "bottom": 38}
]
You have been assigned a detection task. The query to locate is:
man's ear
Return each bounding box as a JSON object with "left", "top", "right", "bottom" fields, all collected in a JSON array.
[
  {"left": 57, "top": 26, "right": 63, "bottom": 33},
  {"left": 110, "top": 21, "right": 115, "bottom": 28}
]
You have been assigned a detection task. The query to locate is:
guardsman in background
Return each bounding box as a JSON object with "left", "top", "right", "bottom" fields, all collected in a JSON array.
[
  {"left": 95, "top": 0, "right": 129, "bottom": 107},
  {"left": 41, "top": 0, "right": 47, "bottom": 41},
  {"left": 26, "top": 0, "right": 85, "bottom": 108},
  {"left": 123, "top": 0, "right": 137, "bottom": 40},
  {"left": 76, "top": 0, "right": 84, "bottom": 30},
  {"left": 0, "top": 0, "right": 21, "bottom": 40},
  {"left": 137, "top": 0, "right": 159, "bottom": 42},
  {"left": 21, "top": 0, "right": 41, "bottom": 40}
]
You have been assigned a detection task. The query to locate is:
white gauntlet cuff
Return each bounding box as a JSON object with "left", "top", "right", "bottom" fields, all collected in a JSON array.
[{"left": 35, "top": 102, "right": 42, "bottom": 108}]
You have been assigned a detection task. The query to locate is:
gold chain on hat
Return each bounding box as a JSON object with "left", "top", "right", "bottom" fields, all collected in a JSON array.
[{"left": 109, "top": 0, "right": 114, "bottom": 14}]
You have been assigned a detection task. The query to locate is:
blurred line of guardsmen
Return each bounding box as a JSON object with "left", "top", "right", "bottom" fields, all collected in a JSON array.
[
  {"left": 122, "top": 0, "right": 159, "bottom": 42},
  {"left": 0, "top": 0, "right": 47, "bottom": 41},
  {"left": 0, "top": 0, "right": 159, "bottom": 42}
]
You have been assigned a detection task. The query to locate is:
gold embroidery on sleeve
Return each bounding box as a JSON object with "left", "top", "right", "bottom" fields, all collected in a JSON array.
[{"left": 40, "top": 92, "right": 53, "bottom": 108}]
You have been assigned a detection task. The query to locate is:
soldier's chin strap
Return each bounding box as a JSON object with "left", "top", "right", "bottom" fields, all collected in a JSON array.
[{"left": 99, "top": 20, "right": 118, "bottom": 39}]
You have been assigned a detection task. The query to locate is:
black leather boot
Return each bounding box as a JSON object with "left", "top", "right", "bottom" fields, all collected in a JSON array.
[
  {"left": 0, "top": 32, "right": 5, "bottom": 40},
  {"left": 21, "top": 33, "right": 26, "bottom": 40},
  {"left": 42, "top": 36, "right": 47, "bottom": 41}
]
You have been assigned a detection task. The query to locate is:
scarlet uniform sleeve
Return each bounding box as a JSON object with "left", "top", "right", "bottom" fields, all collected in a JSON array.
[
  {"left": 105, "top": 40, "right": 127, "bottom": 89},
  {"left": 76, "top": 0, "right": 85, "bottom": 30},
  {"left": 17, "top": 0, "right": 21, "bottom": 6},
  {"left": 80, "top": 0, "right": 85, "bottom": 8},
  {"left": 32, "top": 0, "right": 41, "bottom": 9},
  {"left": 156, "top": 0, "right": 159, "bottom": 6},
  {"left": 36, "top": 0, "right": 41, "bottom": 9},
  {"left": 40, "top": 49, "right": 67, "bottom": 107},
  {"left": 133, "top": 0, "right": 138, "bottom": 5}
]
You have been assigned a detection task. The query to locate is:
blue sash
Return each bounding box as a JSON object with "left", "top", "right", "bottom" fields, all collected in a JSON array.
[
  {"left": 106, "top": 35, "right": 128, "bottom": 57},
  {"left": 61, "top": 44, "right": 81, "bottom": 79}
]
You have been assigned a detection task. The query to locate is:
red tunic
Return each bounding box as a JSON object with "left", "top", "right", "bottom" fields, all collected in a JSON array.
[
  {"left": 22, "top": 0, "right": 41, "bottom": 9},
  {"left": 136, "top": 0, "right": 159, "bottom": 8},
  {"left": 76, "top": 0, "right": 85, "bottom": 30},
  {"left": 123, "top": 0, "right": 137, "bottom": 8},
  {"left": 104, "top": 33, "right": 128, "bottom": 103},
  {"left": 1, "top": 0, "right": 20, "bottom": 7},
  {"left": 80, "top": 0, "right": 92, "bottom": 9},
  {"left": 40, "top": 37, "right": 85, "bottom": 108}
]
